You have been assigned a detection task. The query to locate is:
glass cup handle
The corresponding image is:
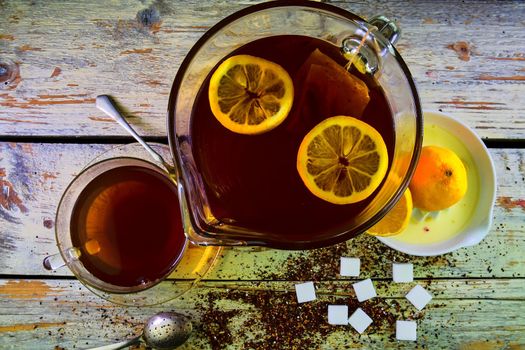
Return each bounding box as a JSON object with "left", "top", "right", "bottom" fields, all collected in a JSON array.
[{"left": 43, "top": 248, "right": 81, "bottom": 271}]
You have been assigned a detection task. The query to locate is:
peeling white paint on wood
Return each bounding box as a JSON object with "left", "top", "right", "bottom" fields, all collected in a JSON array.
[{"left": 1, "top": 1, "right": 524, "bottom": 348}]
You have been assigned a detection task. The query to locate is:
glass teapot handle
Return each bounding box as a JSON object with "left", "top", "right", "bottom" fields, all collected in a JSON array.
[
  {"left": 341, "top": 15, "right": 401, "bottom": 75},
  {"left": 368, "top": 15, "right": 401, "bottom": 45}
]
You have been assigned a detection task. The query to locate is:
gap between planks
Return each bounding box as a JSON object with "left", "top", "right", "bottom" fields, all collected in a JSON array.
[{"left": 0, "top": 136, "right": 524, "bottom": 149}]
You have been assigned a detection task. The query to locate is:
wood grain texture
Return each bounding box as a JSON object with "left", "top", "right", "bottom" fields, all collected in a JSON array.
[
  {"left": 0, "top": 279, "right": 524, "bottom": 349},
  {"left": 0, "top": 143, "right": 524, "bottom": 280},
  {"left": 1, "top": 1, "right": 524, "bottom": 349},
  {"left": 1, "top": 0, "right": 524, "bottom": 138}
]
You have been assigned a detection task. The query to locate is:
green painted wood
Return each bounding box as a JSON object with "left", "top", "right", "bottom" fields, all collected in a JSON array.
[{"left": 0, "top": 279, "right": 523, "bottom": 349}]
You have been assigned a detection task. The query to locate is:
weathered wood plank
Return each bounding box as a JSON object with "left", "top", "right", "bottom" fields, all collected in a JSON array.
[
  {"left": 0, "top": 279, "right": 523, "bottom": 349},
  {"left": 1, "top": 0, "right": 524, "bottom": 138},
  {"left": 1, "top": 142, "right": 524, "bottom": 279},
  {"left": 1, "top": 2, "right": 524, "bottom": 349}
]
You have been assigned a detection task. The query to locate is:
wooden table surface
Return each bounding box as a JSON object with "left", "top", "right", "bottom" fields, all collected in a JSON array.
[{"left": 1, "top": 0, "right": 524, "bottom": 349}]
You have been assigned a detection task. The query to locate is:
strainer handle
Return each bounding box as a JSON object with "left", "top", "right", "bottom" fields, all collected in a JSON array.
[{"left": 86, "top": 335, "right": 141, "bottom": 350}]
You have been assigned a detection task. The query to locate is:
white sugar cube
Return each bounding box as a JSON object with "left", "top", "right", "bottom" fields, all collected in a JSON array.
[
  {"left": 396, "top": 320, "right": 417, "bottom": 341},
  {"left": 295, "top": 281, "right": 316, "bottom": 303},
  {"left": 340, "top": 257, "right": 360, "bottom": 277},
  {"left": 392, "top": 263, "right": 413, "bottom": 283},
  {"left": 352, "top": 278, "right": 377, "bottom": 302},
  {"left": 348, "top": 307, "right": 373, "bottom": 334},
  {"left": 406, "top": 284, "right": 432, "bottom": 310},
  {"left": 327, "top": 305, "right": 348, "bottom": 325}
]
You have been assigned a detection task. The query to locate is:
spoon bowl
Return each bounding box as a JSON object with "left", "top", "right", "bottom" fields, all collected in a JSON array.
[
  {"left": 88, "top": 311, "right": 192, "bottom": 350},
  {"left": 144, "top": 312, "right": 193, "bottom": 349}
]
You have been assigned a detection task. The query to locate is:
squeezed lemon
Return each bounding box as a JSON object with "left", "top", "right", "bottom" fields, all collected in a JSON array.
[
  {"left": 389, "top": 122, "right": 480, "bottom": 245},
  {"left": 410, "top": 145, "right": 468, "bottom": 211}
]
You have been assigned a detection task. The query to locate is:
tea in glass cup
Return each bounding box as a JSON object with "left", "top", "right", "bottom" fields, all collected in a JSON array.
[
  {"left": 68, "top": 162, "right": 186, "bottom": 288},
  {"left": 54, "top": 157, "right": 186, "bottom": 294},
  {"left": 46, "top": 144, "right": 222, "bottom": 305}
]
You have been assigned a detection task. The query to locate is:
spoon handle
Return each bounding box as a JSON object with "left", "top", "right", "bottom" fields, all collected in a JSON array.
[
  {"left": 95, "top": 95, "right": 173, "bottom": 172},
  {"left": 86, "top": 335, "right": 141, "bottom": 350}
]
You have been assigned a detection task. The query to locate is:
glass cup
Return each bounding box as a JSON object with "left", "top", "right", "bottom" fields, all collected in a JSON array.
[
  {"left": 44, "top": 144, "right": 221, "bottom": 306},
  {"left": 168, "top": 1, "right": 423, "bottom": 249}
]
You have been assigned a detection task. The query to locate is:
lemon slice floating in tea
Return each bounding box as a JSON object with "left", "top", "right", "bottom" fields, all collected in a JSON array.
[
  {"left": 297, "top": 116, "right": 388, "bottom": 205},
  {"left": 208, "top": 54, "right": 294, "bottom": 134},
  {"left": 367, "top": 188, "right": 413, "bottom": 236}
]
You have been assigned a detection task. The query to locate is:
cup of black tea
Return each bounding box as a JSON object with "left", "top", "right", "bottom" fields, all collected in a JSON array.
[{"left": 46, "top": 145, "right": 221, "bottom": 305}]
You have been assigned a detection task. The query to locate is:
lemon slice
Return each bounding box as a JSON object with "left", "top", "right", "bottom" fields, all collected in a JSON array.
[
  {"left": 297, "top": 116, "right": 388, "bottom": 205},
  {"left": 367, "top": 188, "right": 413, "bottom": 236},
  {"left": 208, "top": 55, "right": 294, "bottom": 135}
]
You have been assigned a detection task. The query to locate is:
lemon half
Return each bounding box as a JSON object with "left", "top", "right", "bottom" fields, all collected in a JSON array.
[{"left": 367, "top": 188, "right": 413, "bottom": 236}]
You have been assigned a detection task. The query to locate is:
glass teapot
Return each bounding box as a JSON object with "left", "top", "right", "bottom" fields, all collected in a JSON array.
[{"left": 167, "top": 1, "right": 423, "bottom": 250}]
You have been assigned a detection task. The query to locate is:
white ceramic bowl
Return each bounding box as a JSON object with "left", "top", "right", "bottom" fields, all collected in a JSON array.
[{"left": 376, "top": 111, "right": 497, "bottom": 256}]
